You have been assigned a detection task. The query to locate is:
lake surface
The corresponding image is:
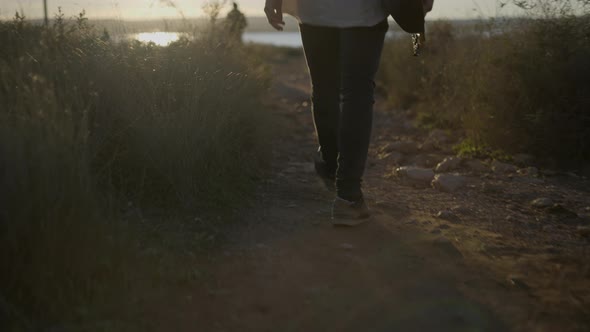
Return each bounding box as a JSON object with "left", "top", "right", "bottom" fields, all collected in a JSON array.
[
  {"left": 129, "top": 31, "right": 405, "bottom": 48},
  {"left": 243, "top": 32, "right": 302, "bottom": 48}
]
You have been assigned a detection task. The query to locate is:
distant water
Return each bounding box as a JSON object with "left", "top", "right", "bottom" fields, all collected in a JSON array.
[
  {"left": 127, "top": 31, "right": 405, "bottom": 48},
  {"left": 243, "top": 32, "right": 302, "bottom": 48},
  {"left": 124, "top": 31, "right": 302, "bottom": 48}
]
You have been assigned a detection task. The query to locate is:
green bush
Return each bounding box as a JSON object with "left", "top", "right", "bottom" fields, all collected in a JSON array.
[
  {"left": 380, "top": 12, "right": 590, "bottom": 165},
  {"left": 0, "top": 13, "right": 270, "bottom": 328}
]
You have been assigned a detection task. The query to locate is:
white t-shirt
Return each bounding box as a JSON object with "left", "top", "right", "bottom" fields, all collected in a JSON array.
[{"left": 282, "top": 0, "right": 388, "bottom": 28}]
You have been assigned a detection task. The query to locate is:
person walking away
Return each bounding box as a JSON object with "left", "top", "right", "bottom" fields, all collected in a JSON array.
[
  {"left": 264, "top": 0, "right": 434, "bottom": 226},
  {"left": 226, "top": 2, "right": 248, "bottom": 44}
]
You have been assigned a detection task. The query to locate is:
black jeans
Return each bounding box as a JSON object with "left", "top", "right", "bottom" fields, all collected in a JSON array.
[{"left": 300, "top": 20, "right": 388, "bottom": 201}]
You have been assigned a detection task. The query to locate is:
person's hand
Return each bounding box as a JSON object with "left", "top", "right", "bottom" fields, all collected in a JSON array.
[
  {"left": 423, "top": 0, "right": 434, "bottom": 14},
  {"left": 264, "top": 0, "right": 285, "bottom": 31}
]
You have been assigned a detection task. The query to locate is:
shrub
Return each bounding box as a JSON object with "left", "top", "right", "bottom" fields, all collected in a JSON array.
[
  {"left": 380, "top": 8, "right": 590, "bottom": 165},
  {"left": 0, "top": 12, "right": 270, "bottom": 328}
]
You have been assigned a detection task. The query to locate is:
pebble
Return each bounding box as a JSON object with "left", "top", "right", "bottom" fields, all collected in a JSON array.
[
  {"left": 387, "top": 141, "right": 420, "bottom": 154},
  {"left": 513, "top": 153, "right": 534, "bottom": 166},
  {"left": 428, "top": 129, "right": 449, "bottom": 143},
  {"left": 491, "top": 160, "right": 518, "bottom": 173},
  {"left": 435, "top": 210, "right": 461, "bottom": 223},
  {"left": 530, "top": 197, "right": 554, "bottom": 208},
  {"left": 480, "top": 182, "right": 502, "bottom": 194},
  {"left": 517, "top": 167, "right": 539, "bottom": 177},
  {"left": 339, "top": 243, "right": 355, "bottom": 250},
  {"left": 435, "top": 156, "right": 463, "bottom": 173},
  {"left": 577, "top": 226, "right": 590, "bottom": 238},
  {"left": 388, "top": 151, "right": 405, "bottom": 164},
  {"left": 465, "top": 159, "right": 489, "bottom": 173},
  {"left": 408, "top": 154, "right": 444, "bottom": 168},
  {"left": 432, "top": 173, "right": 467, "bottom": 193},
  {"left": 395, "top": 166, "right": 435, "bottom": 184},
  {"left": 451, "top": 205, "right": 471, "bottom": 214},
  {"left": 547, "top": 204, "right": 578, "bottom": 218},
  {"left": 507, "top": 275, "right": 530, "bottom": 291}
]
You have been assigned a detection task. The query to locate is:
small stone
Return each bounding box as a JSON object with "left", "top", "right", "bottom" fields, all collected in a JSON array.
[
  {"left": 577, "top": 226, "right": 590, "bottom": 238},
  {"left": 432, "top": 174, "right": 467, "bottom": 193},
  {"left": 428, "top": 129, "right": 449, "bottom": 143},
  {"left": 547, "top": 204, "right": 578, "bottom": 218},
  {"left": 408, "top": 154, "right": 446, "bottom": 168},
  {"left": 435, "top": 210, "right": 461, "bottom": 223},
  {"left": 513, "top": 153, "right": 534, "bottom": 166},
  {"left": 514, "top": 176, "right": 545, "bottom": 185},
  {"left": 530, "top": 197, "right": 554, "bottom": 208},
  {"left": 283, "top": 166, "right": 298, "bottom": 174},
  {"left": 542, "top": 169, "right": 558, "bottom": 177},
  {"left": 377, "top": 151, "right": 404, "bottom": 165},
  {"left": 430, "top": 229, "right": 442, "bottom": 235},
  {"left": 435, "top": 157, "right": 463, "bottom": 173},
  {"left": 339, "top": 243, "right": 355, "bottom": 250},
  {"left": 481, "top": 182, "right": 501, "bottom": 194},
  {"left": 507, "top": 275, "right": 530, "bottom": 291},
  {"left": 387, "top": 141, "right": 420, "bottom": 154},
  {"left": 395, "top": 166, "right": 435, "bottom": 184},
  {"left": 385, "top": 151, "right": 404, "bottom": 164},
  {"left": 421, "top": 131, "right": 450, "bottom": 151},
  {"left": 465, "top": 159, "right": 489, "bottom": 173},
  {"left": 420, "top": 139, "right": 437, "bottom": 152},
  {"left": 491, "top": 160, "right": 518, "bottom": 173},
  {"left": 403, "top": 120, "right": 416, "bottom": 130},
  {"left": 451, "top": 205, "right": 471, "bottom": 214},
  {"left": 517, "top": 167, "right": 539, "bottom": 177}
]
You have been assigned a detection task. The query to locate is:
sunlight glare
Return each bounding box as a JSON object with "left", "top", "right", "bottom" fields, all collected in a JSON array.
[{"left": 134, "top": 32, "right": 180, "bottom": 46}]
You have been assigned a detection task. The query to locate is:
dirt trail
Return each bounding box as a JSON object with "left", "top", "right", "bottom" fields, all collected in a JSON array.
[{"left": 148, "top": 55, "right": 589, "bottom": 332}]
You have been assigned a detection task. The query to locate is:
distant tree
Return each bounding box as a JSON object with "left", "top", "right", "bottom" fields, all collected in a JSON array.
[{"left": 224, "top": 2, "right": 248, "bottom": 44}]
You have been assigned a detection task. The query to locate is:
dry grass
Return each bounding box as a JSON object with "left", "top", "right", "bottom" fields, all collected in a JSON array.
[
  {"left": 380, "top": 11, "right": 590, "bottom": 166},
  {"left": 0, "top": 13, "right": 271, "bottom": 329}
]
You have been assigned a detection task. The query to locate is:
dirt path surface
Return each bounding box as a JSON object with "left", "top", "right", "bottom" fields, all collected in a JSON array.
[{"left": 148, "top": 55, "right": 589, "bottom": 332}]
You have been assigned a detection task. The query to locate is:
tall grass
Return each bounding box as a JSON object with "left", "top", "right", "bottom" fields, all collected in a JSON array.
[
  {"left": 0, "top": 12, "right": 270, "bottom": 329},
  {"left": 380, "top": 6, "right": 590, "bottom": 165}
]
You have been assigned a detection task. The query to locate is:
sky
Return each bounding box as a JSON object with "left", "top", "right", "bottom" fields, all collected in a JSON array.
[{"left": 1, "top": 0, "right": 523, "bottom": 21}]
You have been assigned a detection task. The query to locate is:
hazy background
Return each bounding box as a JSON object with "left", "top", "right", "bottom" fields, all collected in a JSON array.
[{"left": 1, "top": 0, "right": 525, "bottom": 20}]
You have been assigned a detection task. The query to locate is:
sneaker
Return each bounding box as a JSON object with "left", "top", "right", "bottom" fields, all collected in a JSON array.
[
  {"left": 331, "top": 196, "right": 371, "bottom": 226},
  {"left": 314, "top": 154, "right": 336, "bottom": 191}
]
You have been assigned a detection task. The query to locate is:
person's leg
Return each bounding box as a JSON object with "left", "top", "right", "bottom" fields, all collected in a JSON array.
[
  {"left": 299, "top": 24, "right": 341, "bottom": 174},
  {"left": 336, "top": 20, "right": 388, "bottom": 201}
]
